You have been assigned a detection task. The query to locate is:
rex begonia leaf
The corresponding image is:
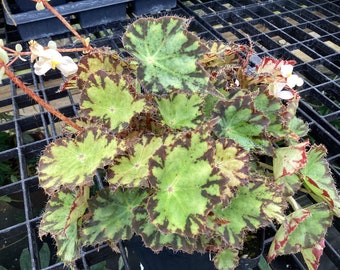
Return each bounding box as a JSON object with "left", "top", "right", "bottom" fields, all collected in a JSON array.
[
  {"left": 212, "top": 96, "right": 270, "bottom": 153},
  {"left": 254, "top": 91, "right": 286, "bottom": 139},
  {"left": 82, "top": 187, "right": 148, "bottom": 246},
  {"left": 300, "top": 145, "right": 340, "bottom": 217},
  {"left": 77, "top": 51, "right": 133, "bottom": 90},
  {"left": 301, "top": 238, "right": 326, "bottom": 270},
  {"left": 55, "top": 222, "right": 80, "bottom": 264},
  {"left": 273, "top": 141, "right": 309, "bottom": 180},
  {"left": 133, "top": 206, "right": 205, "bottom": 253},
  {"left": 80, "top": 71, "right": 145, "bottom": 132},
  {"left": 156, "top": 92, "right": 204, "bottom": 129},
  {"left": 38, "top": 128, "right": 119, "bottom": 194},
  {"left": 39, "top": 188, "right": 87, "bottom": 238},
  {"left": 268, "top": 203, "right": 332, "bottom": 263},
  {"left": 39, "top": 188, "right": 88, "bottom": 264},
  {"left": 122, "top": 16, "right": 210, "bottom": 94},
  {"left": 276, "top": 174, "right": 302, "bottom": 197},
  {"left": 214, "top": 138, "right": 249, "bottom": 200},
  {"left": 213, "top": 247, "right": 239, "bottom": 270},
  {"left": 107, "top": 135, "right": 164, "bottom": 187},
  {"left": 147, "top": 128, "right": 223, "bottom": 237},
  {"left": 284, "top": 95, "right": 308, "bottom": 141},
  {"left": 211, "top": 180, "right": 286, "bottom": 248}
]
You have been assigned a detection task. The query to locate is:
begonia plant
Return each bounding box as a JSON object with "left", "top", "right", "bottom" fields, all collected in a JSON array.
[{"left": 0, "top": 2, "right": 339, "bottom": 270}]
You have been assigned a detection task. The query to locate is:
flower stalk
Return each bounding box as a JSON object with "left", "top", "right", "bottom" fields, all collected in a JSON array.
[{"left": 0, "top": 60, "right": 83, "bottom": 132}]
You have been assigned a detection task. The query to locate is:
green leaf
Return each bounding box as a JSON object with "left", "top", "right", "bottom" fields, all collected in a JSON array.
[
  {"left": 80, "top": 71, "right": 145, "bottom": 132},
  {"left": 300, "top": 145, "right": 340, "bottom": 217},
  {"left": 148, "top": 128, "right": 223, "bottom": 237},
  {"left": 213, "top": 247, "right": 239, "bottom": 270},
  {"left": 38, "top": 128, "right": 119, "bottom": 194},
  {"left": 273, "top": 141, "right": 308, "bottom": 180},
  {"left": 254, "top": 91, "right": 286, "bottom": 139},
  {"left": 211, "top": 180, "right": 286, "bottom": 248},
  {"left": 268, "top": 203, "right": 332, "bottom": 263},
  {"left": 122, "top": 16, "right": 210, "bottom": 94},
  {"left": 107, "top": 136, "right": 164, "bottom": 187},
  {"left": 39, "top": 243, "right": 51, "bottom": 268},
  {"left": 77, "top": 51, "right": 133, "bottom": 90},
  {"left": 55, "top": 222, "right": 80, "bottom": 264},
  {"left": 39, "top": 189, "right": 86, "bottom": 264},
  {"left": 82, "top": 187, "right": 148, "bottom": 246},
  {"left": 301, "top": 238, "right": 325, "bottom": 270},
  {"left": 19, "top": 247, "right": 31, "bottom": 270},
  {"left": 276, "top": 174, "right": 302, "bottom": 197},
  {"left": 156, "top": 92, "right": 204, "bottom": 129},
  {"left": 133, "top": 206, "right": 204, "bottom": 253},
  {"left": 212, "top": 96, "right": 270, "bottom": 153},
  {"left": 39, "top": 188, "right": 87, "bottom": 237},
  {"left": 214, "top": 138, "right": 249, "bottom": 201}
]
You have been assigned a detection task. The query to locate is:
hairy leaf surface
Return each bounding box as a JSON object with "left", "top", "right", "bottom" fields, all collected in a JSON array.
[
  {"left": 211, "top": 180, "right": 286, "bottom": 248},
  {"left": 39, "top": 189, "right": 88, "bottom": 264},
  {"left": 212, "top": 96, "right": 270, "bottom": 153},
  {"left": 107, "top": 136, "right": 164, "bottom": 187},
  {"left": 268, "top": 203, "right": 332, "bottom": 262},
  {"left": 156, "top": 92, "right": 204, "bottom": 129},
  {"left": 133, "top": 206, "right": 204, "bottom": 253},
  {"left": 82, "top": 187, "right": 148, "bottom": 246},
  {"left": 122, "top": 16, "right": 210, "bottom": 93},
  {"left": 80, "top": 71, "right": 145, "bottom": 131},
  {"left": 147, "top": 128, "right": 223, "bottom": 237},
  {"left": 77, "top": 51, "right": 133, "bottom": 90},
  {"left": 214, "top": 138, "right": 249, "bottom": 200},
  {"left": 273, "top": 141, "right": 308, "bottom": 180},
  {"left": 301, "top": 145, "right": 340, "bottom": 217},
  {"left": 38, "top": 128, "right": 119, "bottom": 194}
]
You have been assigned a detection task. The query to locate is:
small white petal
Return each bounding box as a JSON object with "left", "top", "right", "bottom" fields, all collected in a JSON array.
[
  {"left": 48, "top": 41, "right": 57, "bottom": 50},
  {"left": 57, "top": 56, "right": 78, "bottom": 77},
  {"left": 281, "top": 64, "right": 293, "bottom": 78},
  {"left": 286, "top": 74, "right": 299, "bottom": 88},
  {"left": 278, "top": 90, "right": 294, "bottom": 100},
  {"left": 235, "top": 79, "right": 240, "bottom": 87},
  {"left": 296, "top": 77, "right": 304, "bottom": 87},
  {"left": 34, "top": 60, "right": 52, "bottom": 76}
]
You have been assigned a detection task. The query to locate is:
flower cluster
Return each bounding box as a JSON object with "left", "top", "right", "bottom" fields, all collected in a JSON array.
[
  {"left": 29, "top": 40, "right": 78, "bottom": 77},
  {"left": 273, "top": 64, "right": 304, "bottom": 100}
]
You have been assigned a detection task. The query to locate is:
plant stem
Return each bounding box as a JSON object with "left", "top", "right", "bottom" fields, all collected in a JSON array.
[
  {"left": 1, "top": 61, "right": 83, "bottom": 132},
  {"left": 287, "top": 196, "right": 301, "bottom": 211},
  {"left": 257, "top": 161, "right": 273, "bottom": 171},
  {"left": 40, "top": 0, "right": 92, "bottom": 50}
]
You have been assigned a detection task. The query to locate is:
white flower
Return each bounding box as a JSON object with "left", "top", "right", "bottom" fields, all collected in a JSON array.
[
  {"left": 29, "top": 40, "right": 78, "bottom": 77},
  {"left": 270, "top": 82, "right": 294, "bottom": 100},
  {"left": 280, "top": 64, "right": 304, "bottom": 88}
]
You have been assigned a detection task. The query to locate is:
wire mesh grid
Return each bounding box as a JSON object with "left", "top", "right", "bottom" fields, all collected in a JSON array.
[{"left": 0, "top": 0, "right": 339, "bottom": 269}]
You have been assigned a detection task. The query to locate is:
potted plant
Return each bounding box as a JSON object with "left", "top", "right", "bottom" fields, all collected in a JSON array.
[
  {"left": 31, "top": 15, "right": 340, "bottom": 270},
  {"left": 1, "top": 6, "right": 339, "bottom": 267}
]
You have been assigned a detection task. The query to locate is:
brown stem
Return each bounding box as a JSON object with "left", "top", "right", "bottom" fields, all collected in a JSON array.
[
  {"left": 40, "top": 0, "right": 92, "bottom": 50},
  {"left": 1, "top": 61, "right": 83, "bottom": 132}
]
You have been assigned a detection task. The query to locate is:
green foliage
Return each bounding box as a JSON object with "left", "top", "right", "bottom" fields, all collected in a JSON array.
[
  {"left": 82, "top": 187, "right": 148, "bottom": 246},
  {"left": 36, "top": 16, "right": 339, "bottom": 270},
  {"left": 122, "top": 17, "right": 210, "bottom": 94}
]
